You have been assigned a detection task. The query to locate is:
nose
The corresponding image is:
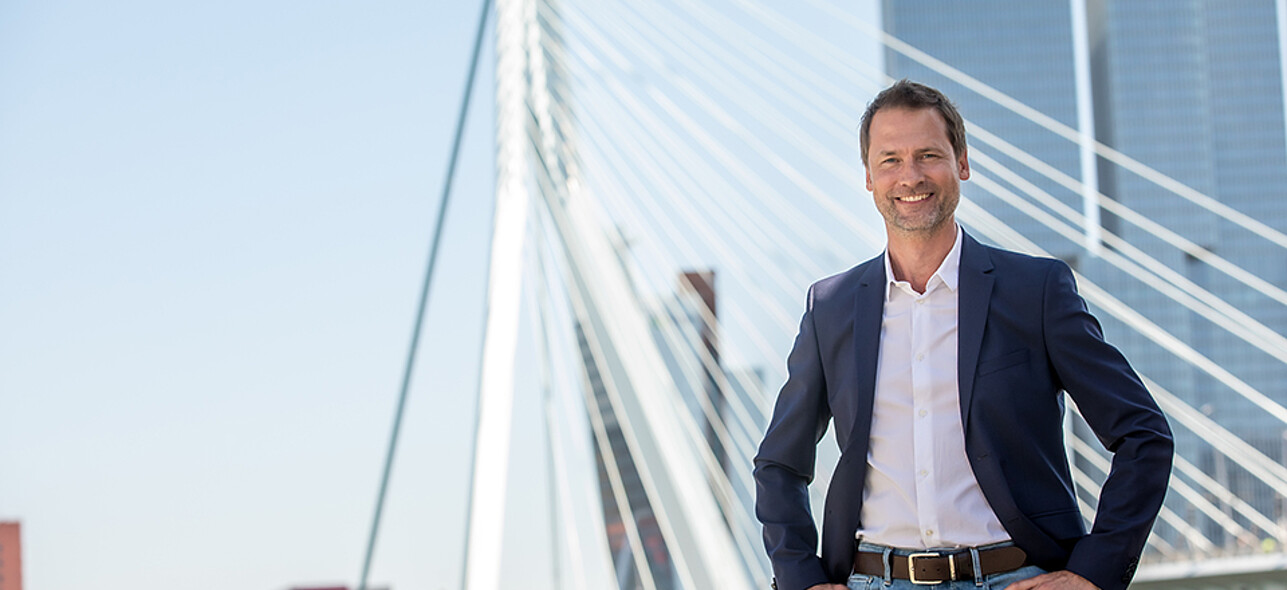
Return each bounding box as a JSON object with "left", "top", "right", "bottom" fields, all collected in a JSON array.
[{"left": 896, "top": 160, "right": 925, "bottom": 187}]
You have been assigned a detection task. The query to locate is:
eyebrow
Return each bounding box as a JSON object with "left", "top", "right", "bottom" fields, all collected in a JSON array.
[{"left": 875, "top": 147, "right": 945, "bottom": 158}]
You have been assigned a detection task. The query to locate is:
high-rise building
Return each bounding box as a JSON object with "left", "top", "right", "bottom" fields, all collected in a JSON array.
[
  {"left": 0, "top": 522, "right": 22, "bottom": 590},
  {"left": 1088, "top": 0, "right": 1287, "bottom": 543},
  {"left": 1091, "top": 0, "right": 1287, "bottom": 434}
]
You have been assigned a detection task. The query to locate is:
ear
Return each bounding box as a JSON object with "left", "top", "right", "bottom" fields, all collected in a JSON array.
[
  {"left": 865, "top": 163, "right": 874, "bottom": 192},
  {"left": 957, "top": 149, "right": 970, "bottom": 181}
]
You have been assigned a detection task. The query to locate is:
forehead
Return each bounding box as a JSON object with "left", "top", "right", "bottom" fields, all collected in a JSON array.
[{"left": 867, "top": 107, "right": 954, "bottom": 154}]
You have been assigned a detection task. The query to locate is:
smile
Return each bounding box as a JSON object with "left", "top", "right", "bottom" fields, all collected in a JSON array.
[{"left": 897, "top": 193, "right": 932, "bottom": 202}]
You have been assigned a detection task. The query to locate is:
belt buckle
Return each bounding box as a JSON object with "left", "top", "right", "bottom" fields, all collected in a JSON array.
[{"left": 907, "top": 552, "right": 952, "bottom": 585}]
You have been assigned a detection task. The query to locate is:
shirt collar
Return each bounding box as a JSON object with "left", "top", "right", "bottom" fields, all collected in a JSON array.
[{"left": 883, "top": 224, "right": 963, "bottom": 300}]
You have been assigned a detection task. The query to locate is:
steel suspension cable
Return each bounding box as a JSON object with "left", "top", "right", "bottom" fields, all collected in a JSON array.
[
  {"left": 635, "top": 0, "right": 1287, "bottom": 326},
  {"left": 563, "top": 80, "right": 797, "bottom": 443},
  {"left": 358, "top": 1, "right": 492, "bottom": 588},
  {"left": 966, "top": 162, "right": 1287, "bottom": 364},
  {"left": 648, "top": 0, "right": 1287, "bottom": 337},
  {"left": 964, "top": 125, "right": 1287, "bottom": 309},
  {"left": 557, "top": 0, "right": 879, "bottom": 257},
  {"left": 582, "top": 1, "right": 1287, "bottom": 433},
  {"left": 561, "top": 88, "right": 836, "bottom": 513}
]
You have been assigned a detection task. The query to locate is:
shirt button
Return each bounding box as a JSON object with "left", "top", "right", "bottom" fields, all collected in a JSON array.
[
  {"left": 915, "top": 299, "right": 925, "bottom": 305},
  {"left": 918, "top": 409, "right": 928, "bottom": 417},
  {"left": 916, "top": 353, "right": 925, "bottom": 362},
  {"left": 919, "top": 469, "right": 928, "bottom": 477},
  {"left": 926, "top": 529, "right": 935, "bottom": 537}
]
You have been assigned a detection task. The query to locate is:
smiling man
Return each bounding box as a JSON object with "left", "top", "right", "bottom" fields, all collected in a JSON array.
[{"left": 753, "top": 80, "right": 1173, "bottom": 590}]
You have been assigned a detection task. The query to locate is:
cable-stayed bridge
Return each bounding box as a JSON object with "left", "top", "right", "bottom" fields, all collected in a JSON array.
[{"left": 418, "top": 1, "right": 1287, "bottom": 588}]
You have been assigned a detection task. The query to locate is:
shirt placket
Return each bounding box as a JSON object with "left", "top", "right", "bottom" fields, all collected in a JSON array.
[{"left": 910, "top": 286, "right": 940, "bottom": 547}]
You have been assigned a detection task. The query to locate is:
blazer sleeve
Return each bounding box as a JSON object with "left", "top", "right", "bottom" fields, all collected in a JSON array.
[
  {"left": 754, "top": 285, "right": 834, "bottom": 590},
  {"left": 1042, "top": 261, "right": 1174, "bottom": 590}
]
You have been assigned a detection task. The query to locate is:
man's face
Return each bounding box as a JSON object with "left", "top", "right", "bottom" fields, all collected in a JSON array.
[{"left": 864, "top": 106, "right": 969, "bottom": 236}]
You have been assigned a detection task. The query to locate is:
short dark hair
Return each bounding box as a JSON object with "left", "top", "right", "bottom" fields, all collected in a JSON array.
[{"left": 859, "top": 79, "right": 967, "bottom": 166}]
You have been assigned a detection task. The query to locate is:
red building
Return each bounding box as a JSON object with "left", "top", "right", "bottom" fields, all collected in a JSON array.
[{"left": 0, "top": 522, "right": 21, "bottom": 590}]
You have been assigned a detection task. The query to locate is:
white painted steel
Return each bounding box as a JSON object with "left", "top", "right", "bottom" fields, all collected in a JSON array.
[
  {"left": 1069, "top": 0, "right": 1101, "bottom": 256},
  {"left": 462, "top": 0, "right": 532, "bottom": 588},
  {"left": 1279, "top": 0, "right": 1287, "bottom": 172},
  {"left": 536, "top": 148, "right": 755, "bottom": 590},
  {"left": 529, "top": 213, "right": 617, "bottom": 590}
]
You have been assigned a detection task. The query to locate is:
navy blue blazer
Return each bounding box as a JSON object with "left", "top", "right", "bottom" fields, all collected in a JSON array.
[{"left": 754, "top": 232, "right": 1173, "bottom": 590}]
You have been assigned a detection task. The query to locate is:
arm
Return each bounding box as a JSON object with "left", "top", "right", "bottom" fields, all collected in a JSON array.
[
  {"left": 1041, "top": 261, "right": 1173, "bottom": 590},
  {"left": 754, "top": 286, "right": 834, "bottom": 590}
]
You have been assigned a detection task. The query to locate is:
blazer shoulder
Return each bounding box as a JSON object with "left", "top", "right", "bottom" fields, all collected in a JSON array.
[{"left": 974, "top": 240, "right": 1069, "bottom": 276}]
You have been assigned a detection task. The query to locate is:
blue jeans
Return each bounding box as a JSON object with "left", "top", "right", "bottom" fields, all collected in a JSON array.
[{"left": 846, "top": 542, "right": 1046, "bottom": 590}]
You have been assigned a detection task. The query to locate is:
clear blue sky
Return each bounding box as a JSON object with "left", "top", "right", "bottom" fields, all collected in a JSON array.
[{"left": 0, "top": 1, "right": 547, "bottom": 588}]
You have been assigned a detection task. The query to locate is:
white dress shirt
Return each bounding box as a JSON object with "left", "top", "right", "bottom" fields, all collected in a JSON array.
[{"left": 857, "top": 227, "right": 1010, "bottom": 548}]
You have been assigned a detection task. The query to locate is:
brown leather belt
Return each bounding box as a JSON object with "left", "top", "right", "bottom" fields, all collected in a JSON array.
[{"left": 853, "top": 545, "right": 1028, "bottom": 584}]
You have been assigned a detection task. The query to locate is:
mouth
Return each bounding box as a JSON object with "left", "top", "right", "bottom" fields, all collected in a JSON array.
[{"left": 896, "top": 192, "right": 932, "bottom": 203}]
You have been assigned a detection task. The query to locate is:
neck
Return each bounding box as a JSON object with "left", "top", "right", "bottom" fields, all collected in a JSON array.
[{"left": 886, "top": 222, "right": 957, "bottom": 294}]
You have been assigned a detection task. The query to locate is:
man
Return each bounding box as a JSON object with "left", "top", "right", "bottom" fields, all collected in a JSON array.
[{"left": 753, "top": 80, "right": 1173, "bottom": 590}]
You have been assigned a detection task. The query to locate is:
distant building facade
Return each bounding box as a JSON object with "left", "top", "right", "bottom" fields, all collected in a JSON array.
[{"left": 0, "top": 522, "right": 22, "bottom": 590}]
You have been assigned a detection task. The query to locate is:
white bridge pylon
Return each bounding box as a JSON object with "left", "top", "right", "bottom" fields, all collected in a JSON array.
[{"left": 465, "top": 0, "right": 753, "bottom": 588}]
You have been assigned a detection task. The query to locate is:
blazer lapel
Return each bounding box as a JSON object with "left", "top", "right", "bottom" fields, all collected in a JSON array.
[
  {"left": 845, "top": 256, "right": 887, "bottom": 453},
  {"left": 958, "top": 233, "right": 995, "bottom": 427}
]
